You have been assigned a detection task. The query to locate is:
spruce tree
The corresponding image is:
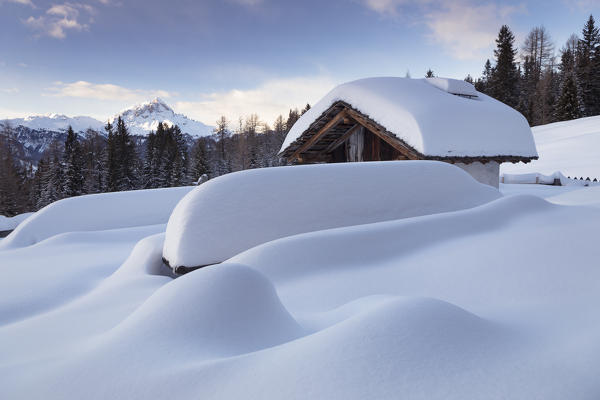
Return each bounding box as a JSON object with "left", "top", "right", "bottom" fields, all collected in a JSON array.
[
  {"left": 190, "top": 138, "right": 210, "bottom": 181},
  {"left": 115, "top": 116, "right": 137, "bottom": 191},
  {"left": 576, "top": 15, "right": 600, "bottom": 116},
  {"left": 555, "top": 74, "right": 582, "bottom": 121},
  {"left": 40, "top": 153, "right": 64, "bottom": 207},
  {"left": 143, "top": 130, "right": 157, "bottom": 188},
  {"left": 489, "top": 25, "right": 519, "bottom": 108},
  {"left": 169, "top": 125, "right": 188, "bottom": 186},
  {"left": 81, "top": 128, "right": 107, "bottom": 194},
  {"left": 62, "top": 126, "right": 84, "bottom": 197},
  {"left": 105, "top": 120, "right": 118, "bottom": 192},
  {"left": 0, "top": 129, "right": 22, "bottom": 216}
]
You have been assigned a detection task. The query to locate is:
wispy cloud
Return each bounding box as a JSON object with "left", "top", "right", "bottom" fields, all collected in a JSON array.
[
  {"left": 44, "top": 80, "right": 174, "bottom": 102},
  {"left": 360, "top": 0, "right": 525, "bottom": 60},
  {"left": 1, "top": 87, "right": 19, "bottom": 94},
  {"left": 175, "top": 75, "right": 336, "bottom": 126},
  {"left": 425, "top": 2, "right": 525, "bottom": 60},
  {"left": 0, "top": 0, "right": 35, "bottom": 7},
  {"left": 22, "top": 1, "right": 109, "bottom": 39}
]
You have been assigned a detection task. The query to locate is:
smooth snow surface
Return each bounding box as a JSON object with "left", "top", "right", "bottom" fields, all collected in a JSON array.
[
  {"left": 502, "top": 115, "right": 600, "bottom": 179},
  {"left": 163, "top": 161, "right": 500, "bottom": 269},
  {"left": 3, "top": 176, "right": 600, "bottom": 399},
  {"left": 0, "top": 186, "right": 193, "bottom": 249},
  {"left": 281, "top": 77, "right": 537, "bottom": 158},
  {"left": 0, "top": 212, "right": 33, "bottom": 231}
]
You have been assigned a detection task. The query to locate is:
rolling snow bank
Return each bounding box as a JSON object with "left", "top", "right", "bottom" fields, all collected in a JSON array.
[
  {"left": 4, "top": 186, "right": 600, "bottom": 399},
  {"left": 0, "top": 186, "right": 193, "bottom": 249},
  {"left": 0, "top": 212, "right": 34, "bottom": 232},
  {"left": 163, "top": 161, "right": 501, "bottom": 272},
  {"left": 501, "top": 115, "right": 600, "bottom": 179}
]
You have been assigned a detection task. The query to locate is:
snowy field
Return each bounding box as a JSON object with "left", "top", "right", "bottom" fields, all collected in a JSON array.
[
  {"left": 2, "top": 162, "right": 600, "bottom": 399},
  {"left": 502, "top": 115, "right": 600, "bottom": 179}
]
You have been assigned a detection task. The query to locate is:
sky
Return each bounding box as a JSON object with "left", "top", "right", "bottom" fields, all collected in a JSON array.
[{"left": 1, "top": 0, "right": 600, "bottom": 126}]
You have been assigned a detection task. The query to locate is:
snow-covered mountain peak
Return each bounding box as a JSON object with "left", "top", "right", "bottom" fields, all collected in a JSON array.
[
  {"left": 112, "top": 98, "right": 213, "bottom": 138},
  {"left": 121, "top": 97, "right": 173, "bottom": 118}
]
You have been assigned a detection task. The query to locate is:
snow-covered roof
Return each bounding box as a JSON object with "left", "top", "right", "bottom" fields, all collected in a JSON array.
[{"left": 280, "top": 77, "right": 538, "bottom": 159}]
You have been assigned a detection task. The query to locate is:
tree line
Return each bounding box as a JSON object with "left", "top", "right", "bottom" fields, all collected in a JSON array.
[
  {"left": 3, "top": 15, "right": 600, "bottom": 217},
  {"left": 0, "top": 107, "right": 308, "bottom": 217},
  {"left": 447, "top": 14, "right": 600, "bottom": 125}
]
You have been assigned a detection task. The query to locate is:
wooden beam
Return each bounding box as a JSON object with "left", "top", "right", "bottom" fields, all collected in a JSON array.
[
  {"left": 288, "top": 110, "right": 348, "bottom": 162},
  {"left": 320, "top": 124, "right": 360, "bottom": 154},
  {"left": 345, "top": 108, "right": 419, "bottom": 160}
]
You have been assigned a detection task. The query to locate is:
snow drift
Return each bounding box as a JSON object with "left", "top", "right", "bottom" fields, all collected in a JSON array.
[
  {"left": 0, "top": 186, "right": 193, "bottom": 249},
  {"left": 0, "top": 212, "right": 33, "bottom": 232},
  {"left": 163, "top": 161, "right": 501, "bottom": 272},
  {"left": 4, "top": 186, "right": 600, "bottom": 399}
]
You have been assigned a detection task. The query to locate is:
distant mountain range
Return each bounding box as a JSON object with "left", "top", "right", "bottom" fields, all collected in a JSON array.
[{"left": 1, "top": 98, "right": 214, "bottom": 165}]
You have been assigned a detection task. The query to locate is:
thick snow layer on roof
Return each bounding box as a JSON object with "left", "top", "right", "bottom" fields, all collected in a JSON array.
[
  {"left": 501, "top": 115, "right": 600, "bottom": 179},
  {"left": 162, "top": 161, "right": 500, "bottom": 270},
  {"left": 281, "top": 77, "right": 537, "bottom": 158},
  {"left": 425, "top": 77, "right": 478, "bottom": 96}
]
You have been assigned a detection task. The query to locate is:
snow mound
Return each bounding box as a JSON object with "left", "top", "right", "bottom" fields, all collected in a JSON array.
[
  {"left": 230, "top": 194, "right": 552, "bottom": 287},
  {"left": 112, "top": 233, "right": 173, "bottom": 278},
  {"left": 0, "top": 187, "right": 193, "bottom": 249},
  {"left": 501, "top": 115, "right": 600, "bottom": 179},
  {"left": 105, "top": 263, "right": 304, "bottom": 358},
  {"left": 0, "top": 212, "right": 33, "bottom": 232},
  {"left": 425, "top": 77, "right": 478, "bottom": 97},
  {"left": 281, "top": 77, "right": 537, "bottom": 158},
  {"left": 163, "top": 161, "right": 501, "bottom": 272},
  {"left": 547, "top": 186, "right": 600, "bottom": 206},
  {"left": 6, "top": 183, "right": 600, "bottom": 399}
]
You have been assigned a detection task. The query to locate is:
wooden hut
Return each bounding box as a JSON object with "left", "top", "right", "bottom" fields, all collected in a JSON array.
[{"left": 279, "top": 77, "right": 538, "bottom": 187}]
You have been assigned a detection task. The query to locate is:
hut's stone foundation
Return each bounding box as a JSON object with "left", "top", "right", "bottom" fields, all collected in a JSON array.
[{"left": 455, "top": 161, "right": 499, "bottom": 188}]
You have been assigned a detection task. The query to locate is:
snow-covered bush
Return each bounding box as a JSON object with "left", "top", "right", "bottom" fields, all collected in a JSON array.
[
  {"left": 0, "top": 187, "right": 193, "bottom": 249},
  {"left": 162, "top": 161, "right": 501, "bottom": 273}
]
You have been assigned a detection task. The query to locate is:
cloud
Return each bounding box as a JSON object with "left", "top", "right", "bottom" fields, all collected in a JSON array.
[
  {"left": 360, "top": 0, "right": 524, "bottom": 60},
  {"left": 424, "top": 2, "right": 524, "bottom": 60},
  {"left": 44, "top": 81, "right": 174, "bottom": 102},
  {"left": 1, "top": 88, "right": 19, "bottom": 94},
  {"left": 174, "top": 75, "right": 336, "bottom": 126},
  {"left": 22, "top": 2, "right": 99, "bottom": 39},
  {"left": 0, "top": 0, "right": 35, "bottom": 7}
]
